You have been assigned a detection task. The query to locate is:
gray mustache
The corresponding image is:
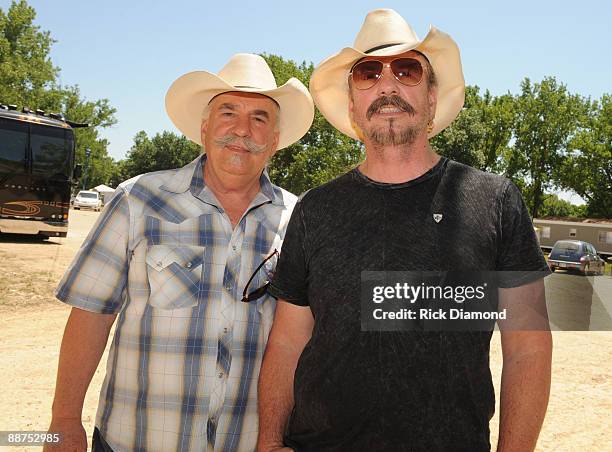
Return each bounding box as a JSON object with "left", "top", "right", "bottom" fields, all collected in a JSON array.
[
  {"left": 214, "top": 135, "right": 267, "bottom": 154},
  {"left": 366, "top": 95, "right": 416, "bottom": 120}
]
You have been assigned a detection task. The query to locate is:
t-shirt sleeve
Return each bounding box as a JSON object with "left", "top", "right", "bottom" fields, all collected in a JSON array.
[
  {"left": 268, "top": 199, "right": 309, "bottom": 306},
  {"left": 496, "top": 181, "right": 551, "bottom": 288},
  {"left": 55, "top": 187, "right": 130, "bottom": 314}
]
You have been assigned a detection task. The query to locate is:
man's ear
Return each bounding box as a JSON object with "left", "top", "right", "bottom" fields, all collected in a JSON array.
[{"left": 428, "top": 84, "right": 438, "bottom": 112}]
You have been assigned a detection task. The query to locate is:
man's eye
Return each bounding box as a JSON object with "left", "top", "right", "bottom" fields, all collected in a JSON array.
[
  {"left": 222, "top": 112, "right": 234, "bottom": 117},
  {"left": 254, "top": 117, "right": 266, "bottom": 123}
]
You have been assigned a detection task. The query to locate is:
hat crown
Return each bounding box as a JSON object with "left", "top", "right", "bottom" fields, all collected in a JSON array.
[
  {"left": 353, "top": 9, "right": 420, "bottom": 53},
  {"left": 218, "top": 53, "right": 278, "bottom": 90}
]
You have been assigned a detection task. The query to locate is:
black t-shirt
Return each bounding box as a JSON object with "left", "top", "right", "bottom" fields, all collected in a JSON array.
[{"left": 268, "top": 158, "right": 549, "bottom": 452}]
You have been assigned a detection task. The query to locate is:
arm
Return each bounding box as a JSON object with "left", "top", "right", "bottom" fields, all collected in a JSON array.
[
  {"left": 497, "top": 278, "right": 552, "bottom": 452},
  {"left": 257, "top": 300, "right": 314, "bottom": 452},
  {"left": 44, "top": 307, "right": 117, "bottom": 451}
]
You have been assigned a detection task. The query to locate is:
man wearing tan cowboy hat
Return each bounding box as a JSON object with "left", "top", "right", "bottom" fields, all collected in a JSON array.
[
  {"left": 258, "top": 9, "right": 552, "bottom": 452},
  {"left": 45, "top": 53, "right": 313, "bottom": 452}
]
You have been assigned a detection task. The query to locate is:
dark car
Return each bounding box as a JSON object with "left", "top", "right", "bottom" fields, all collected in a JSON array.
[{"left": 548, "top": 240, "right": 605, "bottom": 275}]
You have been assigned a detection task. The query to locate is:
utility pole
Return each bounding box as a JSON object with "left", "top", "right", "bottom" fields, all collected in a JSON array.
[{"left": 82, "top": 148, "right": 91, "bottom": 190}]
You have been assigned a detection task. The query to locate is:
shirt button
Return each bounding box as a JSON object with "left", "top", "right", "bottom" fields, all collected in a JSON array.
[
  {"left": 225, "top": 284, "right": 231, "bottom": 291},
  {"left": 232, "top": 245, "right": 236, "bottom": 251},
  {"left": 156, "top": 261, "right": 162, "bottom": 267},
  {"left": 223, "top": 327, "right": 228, "bottom": 333},
  {"left": 185, "top": 262, "right": 192, "bottom": 268},
  {"left": 218, "top": 372, "right": 224, "bottom": 379}
]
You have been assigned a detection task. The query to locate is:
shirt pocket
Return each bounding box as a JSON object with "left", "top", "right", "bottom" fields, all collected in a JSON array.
[{"left": 145, "top": 244, "right": 205, "bottom": 310}]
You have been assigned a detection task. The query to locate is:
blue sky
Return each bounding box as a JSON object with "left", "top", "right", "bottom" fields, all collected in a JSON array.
[{"left": 3, "top": 0, "right": 610, "bottom": 203}]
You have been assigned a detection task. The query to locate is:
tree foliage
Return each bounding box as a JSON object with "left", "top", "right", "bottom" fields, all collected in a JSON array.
[
  {"left": 539, "top": 194, "right": 586, "bottom": 218},
  {"left": 0, "top": 0, "right": 57, "bottom": 106},
  {"left": 505, "top": 77, "right": 589, "bottom": 218},
  {"left": 115, "top": 131, "right": 200, "bottom": 184},
  {"left": 432, "top": 86, "right": 516, "bottom": 173},
  {"left": 561, "top": 94, "right": 612, "bottom": 218}
]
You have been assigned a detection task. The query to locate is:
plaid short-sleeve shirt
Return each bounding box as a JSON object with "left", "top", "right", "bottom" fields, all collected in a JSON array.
[{"left": 56, "top": 155, "right": 297, "bottom": 452}]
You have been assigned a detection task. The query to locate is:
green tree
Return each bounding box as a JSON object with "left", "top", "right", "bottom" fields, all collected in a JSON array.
[
  {"left": 480, "top": 91, "right": 516, "bottom": 173},
  {"left": 0, "top": 0, "right": 57, "bottom": 107},
  {"left": 505, "top": 77, "right": 588, "bottom": 218},
  {"left": 431, "top": 86, "right": 515, "bottom": 173},
  {"left": 431, "top": 86, "right": 488, "bottom": 169},
  {"left": 261, "top": 53, "right": 364, "bottom": 195},
  {"left": 562, "top": 94, "right": 612, "bottom": 218},
  {"left": 539, "top": 194, "right": 586, "bottom": 218},
  {"left": 119, "top": 131, "right": 201, "bottom": 181},
  {"left": 0, "top": 0, "right": 117, "bottom": 188}
]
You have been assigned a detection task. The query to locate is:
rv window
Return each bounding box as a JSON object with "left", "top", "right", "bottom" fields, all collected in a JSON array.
[
  {"left": 541, "top": 226, "right": 551, "bottom": 238},
  {"left": 569, "top": 228, "right": 577, "bottom": 237},
  {"left": 0, "top": 118, "right": 28, "bottom": 173},
  {"left": 30, "top": 124, "right": 72, "bottom": 178}
]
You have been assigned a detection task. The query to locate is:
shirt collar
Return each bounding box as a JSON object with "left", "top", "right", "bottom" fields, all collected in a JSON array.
[{"left": 159, "top": 154, "right": 283, "bottom": 206}]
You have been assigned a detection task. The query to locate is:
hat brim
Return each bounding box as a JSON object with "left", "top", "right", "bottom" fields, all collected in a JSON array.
[
  {"left": 165, "top": 72, "right": 314, "bottom": 150},
  {"left": 309, "top": 26, "right": 465, "bottom": 140}
]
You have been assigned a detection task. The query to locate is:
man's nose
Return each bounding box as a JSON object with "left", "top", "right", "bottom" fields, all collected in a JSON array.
[
  {"left": 375, "top": 65, "right": 400, "bottom": 96},
  {"left": 231, "top": 113, "right": 251, "bottom": 137}
]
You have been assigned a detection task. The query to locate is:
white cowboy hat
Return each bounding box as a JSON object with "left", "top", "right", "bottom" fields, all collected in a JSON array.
[
  {"left": 165, "top": 53, "right": 314, "bottom": 150},
  {"left": 309, "top": 9, "right": 465, "bottom": 140}
]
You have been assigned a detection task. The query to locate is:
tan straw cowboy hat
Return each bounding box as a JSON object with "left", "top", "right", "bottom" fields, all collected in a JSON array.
[
  {"left": 310, "top": 9, "right": 465, "bottom": 139},
  {"left": 165, "top": 53, "right": 314, "bottom": 150}
]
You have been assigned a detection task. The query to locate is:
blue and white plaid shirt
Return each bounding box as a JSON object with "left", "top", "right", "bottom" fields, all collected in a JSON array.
[{"left": 56, "top": 155, "right": 297, "bottom": 452}]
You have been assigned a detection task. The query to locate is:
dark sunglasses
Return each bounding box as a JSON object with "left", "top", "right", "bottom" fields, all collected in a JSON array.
[
  {"left": 241, "top": 249, "right": 278, "bottom": 303},
  {"left": 350, "top": 57, "right": 424, "bottom": 90}
]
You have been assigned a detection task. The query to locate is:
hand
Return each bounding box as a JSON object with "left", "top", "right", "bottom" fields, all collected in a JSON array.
[{"left": 43, "top": 417, "right": 87, "bottom": 452}]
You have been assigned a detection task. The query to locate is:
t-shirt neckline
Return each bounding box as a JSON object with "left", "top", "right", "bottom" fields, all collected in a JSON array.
[{"left": 352, "top": 157, "right": 448, "bottom": 190}]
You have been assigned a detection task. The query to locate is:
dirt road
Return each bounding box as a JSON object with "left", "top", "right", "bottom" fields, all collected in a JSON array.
[{"left": 0, "top": 210, "right": 610, "bottom": 451}]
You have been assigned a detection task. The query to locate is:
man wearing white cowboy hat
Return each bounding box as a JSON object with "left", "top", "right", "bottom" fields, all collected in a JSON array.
[
  {"left": 258, "top": 9, "right": 551, "bottom": 452},
  {"left": 45, "top": 53, "right": 313, "bottom": 452}
]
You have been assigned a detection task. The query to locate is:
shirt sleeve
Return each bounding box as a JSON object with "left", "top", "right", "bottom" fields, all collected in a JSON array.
[
  {"left": 268, "top": 199, "right": 309, "bottom": 306},
  {"left": 496, "top": 181, "right": 551, "bottom": 288},
  {"left": 55, "top": 187, "right": 131, "bottom": 314}
]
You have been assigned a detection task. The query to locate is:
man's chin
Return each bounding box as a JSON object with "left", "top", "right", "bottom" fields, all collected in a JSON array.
[
  {"left": 220, "top": 157, "right": 268, "bottom": 177},
  {"left": 366, "top": 125, "right": 420, "bottom": 147},
  {"left": 223, "top": 154, "right": 251, "bottom": 169}
]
